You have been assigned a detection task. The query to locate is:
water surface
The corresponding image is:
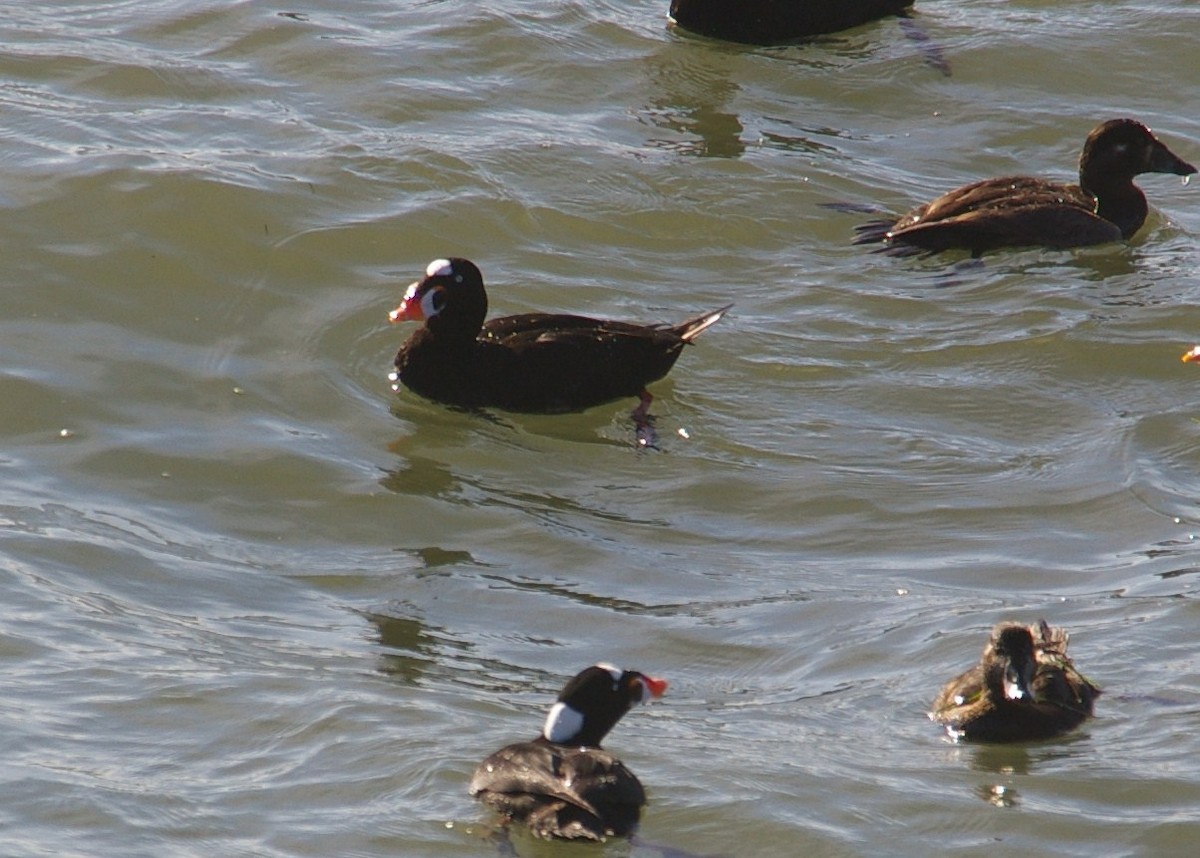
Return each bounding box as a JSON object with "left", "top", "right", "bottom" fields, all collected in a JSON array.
[{"left": 2, "top": 2, "right": 1200, "bottom": 856}]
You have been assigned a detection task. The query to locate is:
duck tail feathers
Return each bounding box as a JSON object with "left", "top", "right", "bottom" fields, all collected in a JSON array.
[{"left": 674, "top": 304, "right": 732, "bottom": 342}]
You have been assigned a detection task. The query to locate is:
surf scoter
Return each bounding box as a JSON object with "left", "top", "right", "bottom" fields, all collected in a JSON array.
[
  {"left": 855, "top": 118, "right": 1196, "bottom": 257},
  {"left": 469, "top": 664, "right": 668, "bottom": 841},
  {"left": 388, "top": 258, "right": 730, "bottom": 415},
  {"left": 930, "top": 621, "right": 1100, "bottom": 742},
  {"left": 669, "top": 0, "right": 914, "bottom": 44}
]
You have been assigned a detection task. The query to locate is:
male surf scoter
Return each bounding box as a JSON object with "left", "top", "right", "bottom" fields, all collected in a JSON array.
[
  {"left": 389, "top": 258, "right": 730, "bottom": 415},
  {"left": 855, "top": 118, "right": 1196, "bottom": 257},
  {"left": 669, "top": 0, "right": 914, "bottom": 44},
  {"left": 929, "top": 621, "right": 1100, "bottom": 742},
  {"left": 469, "top": 664, "right": 668, "bottom": 841}
]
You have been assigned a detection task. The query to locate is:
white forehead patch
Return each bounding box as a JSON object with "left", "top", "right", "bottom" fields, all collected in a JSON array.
[
  {"left": 426, "top": 258, "right": 453, "bottom": 278},
  {"left": 595, "top": 663, "right": 623, "bottom": 686},
  {"left": 543, "top": 701, "right": 584, "bottom": 744}
]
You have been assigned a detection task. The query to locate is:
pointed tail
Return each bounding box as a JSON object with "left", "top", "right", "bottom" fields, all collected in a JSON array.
[{"left": 672, "top": 304, "right": 732, "bottom": 342}]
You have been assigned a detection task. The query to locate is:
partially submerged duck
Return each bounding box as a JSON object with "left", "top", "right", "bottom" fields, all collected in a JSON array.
[
  {"left": 930, "top": 621, "right": 1100, "bottom": 742},
  {"left": 669, "top": 0, "right": 914, "bottom": 44},
  {"left": 388, "top": 258, "right": 729, "bottom": 415},
  {"left": 469, "top": 664, "right": 667, "bottom": 841},
  {"left": 856, "top": 119, "right": 1196, "bottom": 257}
]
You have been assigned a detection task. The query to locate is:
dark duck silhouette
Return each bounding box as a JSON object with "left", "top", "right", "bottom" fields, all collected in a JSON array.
[
  {"left": 669, "top": 0, "right": 914, "bottom": 44},
  {"left": 855, "top": 119, "right": 1196, "bottom": 257},
  {"left": 930, "top": 621, "right": 1100, "bottom": 742},
  {"left": 469, "top": 664, "right": 668, "bottom": 841},
  {"left": 388, "top": 258, "right": 730, "bottom": 421}
]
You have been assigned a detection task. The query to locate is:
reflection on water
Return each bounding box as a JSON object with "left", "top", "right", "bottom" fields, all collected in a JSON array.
[
  {"left": 2, "top": 1, "right": 1200, "bottom": 857},
  {"left": 639, "top": 54, "right": 745, "bottom": 157},
  {"left": 968, "top": 744, "right": 1033, "bottom": 777},
  {"left": 975, "top": 782, "right": 1020, "bottom": 808}
]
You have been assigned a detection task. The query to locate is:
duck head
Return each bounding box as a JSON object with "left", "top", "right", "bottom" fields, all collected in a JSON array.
[
  {"left": 984, "top": 624, "right": 1038, "bottom": 703},
  {"left": 389, "top": 257, "right": 489, "bottom": 342},
  {"left": 1079, "top": 118, "right": 1196, "bottom": 193}
]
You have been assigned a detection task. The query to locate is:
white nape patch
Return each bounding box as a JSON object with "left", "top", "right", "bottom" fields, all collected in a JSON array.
[
  {"left": 543, "top": 701, "right": 584, "bottom": 744},
  {"left": 596, "top": 663, "right": 622, "bottom": 684},
  {"left": 426, "top": 258, "right": 453, "bottom": 278}
]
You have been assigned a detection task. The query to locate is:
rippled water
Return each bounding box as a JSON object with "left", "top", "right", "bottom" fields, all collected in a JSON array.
[{"left": 3, "top": 1, "right": 1200, "bottom": 856}]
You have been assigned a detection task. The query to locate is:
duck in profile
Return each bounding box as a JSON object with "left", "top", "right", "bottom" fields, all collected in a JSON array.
[
  {"left": 855, "top": 119, "right": 1196, "bottom": 257},
  {"left": 469, "top": 664, "right": 668, "bottom": 841},
  {"left": 930, "top": 621, "right": 1100, "bottom": 742},
  {"left": 388, "top": 258, "right": 730, "bottom": 418},
  {"left": 669, "top": 0, "right": 914, "bottom": 44}
]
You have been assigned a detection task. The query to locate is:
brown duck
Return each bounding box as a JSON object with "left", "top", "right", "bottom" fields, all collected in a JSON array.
[
  {"left": 930, "top": 621, "right": 1100, "bottom": 742},
  {"left": 856, "top": 119, "right": 1195, "bottom": 257}
]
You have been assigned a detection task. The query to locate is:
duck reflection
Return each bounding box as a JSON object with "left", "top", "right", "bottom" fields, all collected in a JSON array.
[
  {"left": 639, "top": 54, "right": 745, "bottom": 158},
  {"left": 362, "top": 605, "right": 444, "bottom": 683},
  {"left": 968, "top": 743, "right": 1032, "bottom": 778},
  {"left": 975, "top": 782, "right": 1020, "bottom": 809}
]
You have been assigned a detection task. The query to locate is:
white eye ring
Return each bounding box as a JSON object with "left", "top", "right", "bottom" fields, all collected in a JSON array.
[{"left": 426, "top": 258, "right": 453, "bottom": 278}]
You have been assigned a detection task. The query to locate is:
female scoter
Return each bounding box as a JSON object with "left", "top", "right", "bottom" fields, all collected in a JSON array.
[
  {"left": 469, "top": 664, "right": 668, "bottom": 841},
  {"left": 389, "top": 258, "right": 730, "bottom": 415},
  {"left": 669, "top": 0, "right": 914, "bottom": 44},
  {"left": 930, "top": 620, "right": 1100, "bottom": 742},
  {"left": 855, "top": 118, "right": 1196, "bottom": 257}
]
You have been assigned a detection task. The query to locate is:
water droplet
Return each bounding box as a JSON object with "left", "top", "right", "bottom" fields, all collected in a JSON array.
[{"left": 1183, "top": 174, "right": 1191, "bottom": 187}]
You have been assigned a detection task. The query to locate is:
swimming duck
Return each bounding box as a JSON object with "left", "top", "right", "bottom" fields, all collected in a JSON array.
[
  {"left": 669, "top": 0, "right": 914, "bottom": 44},
  {"left": 469, "top": 664, "right": 668, "bottom": 841},
  {"left": 930, "top": 621, "right": 1100, "bottom": 742},
  {"left": 855, "top": 119, "right": 1196, "bottom": 257},
  {"left": 389, "top": 258, "right": 730, "bottom": 415}
]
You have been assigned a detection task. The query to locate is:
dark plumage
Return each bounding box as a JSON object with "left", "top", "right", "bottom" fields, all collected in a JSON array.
[
  {"left": 930, "top": 621, "right": 1100, "bottom": 742},
  {"left": 469, "top": 664, "right": 667, "bottom": 842},
  {"left": 388, "top": 258, "right": 729, "bottom": 414},
  {"left": 669, "top": 0, "right": 914, "bottom": 44},
  {"left": 856, "top": 119, "right": 1196, "bottom": 257}
]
